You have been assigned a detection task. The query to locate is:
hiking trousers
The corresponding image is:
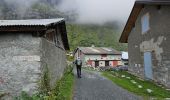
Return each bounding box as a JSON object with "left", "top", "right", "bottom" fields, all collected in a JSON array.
[{"left": 76, "top": 66, "right": 81, "bottom": 78}]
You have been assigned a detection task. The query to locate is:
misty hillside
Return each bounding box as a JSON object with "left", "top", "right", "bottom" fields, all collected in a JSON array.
[
  {"left": 0, "top": 0, "right": 66, "bottom": 19},
  {"left": 67, "top": 23, "right": 127, "bottom": 51},
  {"left": 0, "top": 0, "right": 127, "bottom": 51}
]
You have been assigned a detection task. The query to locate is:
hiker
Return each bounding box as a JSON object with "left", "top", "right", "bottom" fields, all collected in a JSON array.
[{"left": 75, "top": 57, "right": 82, "bottom": 78}]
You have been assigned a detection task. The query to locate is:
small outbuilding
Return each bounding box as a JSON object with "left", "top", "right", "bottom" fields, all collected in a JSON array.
[
  {"left": 121, "top": 52, "right": 129, "bottom": 65},
  {"left": 74, "top": 47, "right": 122, "bottom": 67},
  {"left": 0, "top": 18, "right": 69, "bottom": 98},
  {"left": 119, "top": 0, "right": 170, "bottom": 88}
]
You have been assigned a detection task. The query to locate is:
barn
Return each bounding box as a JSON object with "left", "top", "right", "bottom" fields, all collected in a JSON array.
[
  {"left": 0, "top": 18, "right": 69, "bottom": 98},
  {"left": 119, "top": 0, "right": 170, "bottom": 88},
  {"left": 74, "top": 47, "right": 122, "bottom": 67}
]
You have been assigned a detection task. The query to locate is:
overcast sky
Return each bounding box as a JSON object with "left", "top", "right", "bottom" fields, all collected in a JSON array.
[
  {"left": 4, "top": 0, "right": 39, "bottom": 17},
  {"left": 58, "top": 0, "right": 135, "bottom": 24}
]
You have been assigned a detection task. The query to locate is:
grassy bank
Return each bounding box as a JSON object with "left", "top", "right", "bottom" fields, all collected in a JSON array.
[
  {"left": 52, "top": 71, "right": 74, "bottom": 100},
  {"left": 102, "top": 71, "right": 170, "bottom": 99}
]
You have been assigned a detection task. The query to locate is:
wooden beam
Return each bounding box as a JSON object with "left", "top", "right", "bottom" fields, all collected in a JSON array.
[{"left": 0, "top": 26, "right": 46, "bottom": 32}]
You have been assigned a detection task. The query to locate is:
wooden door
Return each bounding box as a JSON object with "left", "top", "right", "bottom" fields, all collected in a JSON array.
[
  {"left": 105, "top": 61, "right": 109, "bottom": 66},
  {"left": 144, "top": 52, "right": 153, "bottom": 80},
  {"left": 95, "top": 61, "right": 99, "bottom": 67}
]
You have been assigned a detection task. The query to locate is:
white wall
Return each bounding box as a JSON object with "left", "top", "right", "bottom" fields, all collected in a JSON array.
[
  {"left": 84, "top": 55, "right": 121, "bottom": 61},
  {"left": 84, "top": 54, "right": 122, "bottom": 67},
  {"left": 99, "top": 61, "right": 105, "bottom": 66}
]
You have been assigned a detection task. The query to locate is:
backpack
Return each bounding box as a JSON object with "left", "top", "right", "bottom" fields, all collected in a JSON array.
[{"left": 76, "top": 59, "right": 82, "bottom": 66}]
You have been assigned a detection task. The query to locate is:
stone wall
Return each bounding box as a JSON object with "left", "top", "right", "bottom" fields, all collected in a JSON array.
[
  {"left": 0, "top": 33, "right": 42, "bottom": 99},
  {"left": 128, "top": 5, "right": 170, "bottom": 87},
  {"left": 0, "top": 33, "right": 67, "bottom": 99},
  {"left": 41, "top": 38, "right": 67, "bottom": 88}
]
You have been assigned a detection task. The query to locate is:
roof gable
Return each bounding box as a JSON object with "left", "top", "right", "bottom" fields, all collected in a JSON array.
[{"left": 119, "top": 0, "right": 170, "bottom": 43}]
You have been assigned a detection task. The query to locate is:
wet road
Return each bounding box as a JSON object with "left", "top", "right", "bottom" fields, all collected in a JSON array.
[{"left": 73, "top": 69, "right": 142, "bottom": 100}]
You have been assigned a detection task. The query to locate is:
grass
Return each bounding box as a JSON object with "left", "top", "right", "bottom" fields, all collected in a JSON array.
[
  {"left": 53, "top": 72, "right": 75, "bottom": 100},
  {"left": 102, "top": 71, "right": 170, "bottom": 99},
  {"left": 43, "top": 65, "right": 75, "bottom": 100}
]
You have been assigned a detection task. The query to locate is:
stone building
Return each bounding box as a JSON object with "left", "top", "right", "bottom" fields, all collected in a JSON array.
[
  {"left": 0, "top": 18, "right": 69, "bottom": 99},
  {"left": 74, "top": 47, "right": 122, "bottom": 67},
  {"left": 119, "top": 0, "right": 170, "bottom": 88}
]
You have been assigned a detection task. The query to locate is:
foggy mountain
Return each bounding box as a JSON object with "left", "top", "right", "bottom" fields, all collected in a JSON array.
[
  {"left": 0, "top": 0, "right": 65, "bottom": 20},
  {"left": 0, "top": 0, "right": 135, "bottom": 25},
  {"left": 0, "top": 0, "right": 131, "bottom": 50},
  {"left": 58, "top": 0, "right": 135, "bottom": 25}
]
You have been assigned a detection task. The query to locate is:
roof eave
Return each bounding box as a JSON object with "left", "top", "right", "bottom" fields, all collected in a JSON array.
[
  {"left": 136, "top": 0, "right": 170, "bottom": 5},
  {"left": 84, "top": 53, "right": 122, "bottom": 55},
  {"left": 119, "top": 3, "right": 143, "bottom": 43},
  {"left": 45, "top": 18, "right": 65, "bottom": 27}
]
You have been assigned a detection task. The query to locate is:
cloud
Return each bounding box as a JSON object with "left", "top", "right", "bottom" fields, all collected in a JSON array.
[
  {"left": 58, "top": 0, "right": 135, "bottom": 24},
  {"left": 4, "top": 0, "right": 39, "bottom": 17}
]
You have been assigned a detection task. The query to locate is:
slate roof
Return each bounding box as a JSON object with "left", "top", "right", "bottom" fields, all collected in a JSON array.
[
  {"left": 119, "top": 0, "right": 170, "bottom": 43},
  {"left": 0, "top": 18, "right": 64, "bottom": 26},
  {"left": 75, "top": 47, "right": 121, "bottom": 55}
]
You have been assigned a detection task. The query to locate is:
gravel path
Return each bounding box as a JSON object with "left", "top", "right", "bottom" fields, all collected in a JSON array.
[{"left": 73, "top": 69, "right": 143, "bottom": 100}]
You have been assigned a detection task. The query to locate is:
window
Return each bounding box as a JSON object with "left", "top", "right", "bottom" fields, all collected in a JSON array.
[
  {"left": 45, "top": 29, "right": 56, "bottom": 43},
  {"left": 141, "top": 13, "right": 150, "bottom": 34},
  {"left": 55, "top": 32, "right": 60, "bottom": 45},
  {"left": 46, "top": 32, "right": 55, "bottom": 42},
  {"left": 56, "top": 27, "right": 61, "bottom": 46},
  {"left": 101, "top": 54, "right": 107, "bottom": 57},
  {"left": 105, "top": 61, "right": 109, "bottom": 66}
]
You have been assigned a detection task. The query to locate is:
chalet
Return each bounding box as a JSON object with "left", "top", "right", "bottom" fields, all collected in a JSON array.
[
  {"left": 119, "top": 0, "right": 170, "bottom": 88},
  {"left": 0, "top": 18, "right": 69, "bottom": 98},
  {"left": 74, "top": 47, "right": 122, "bottom": 67}
]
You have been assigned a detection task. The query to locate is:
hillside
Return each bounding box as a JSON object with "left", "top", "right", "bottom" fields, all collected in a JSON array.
[{"left": 67, "top": 23, "right": 127, "bottom": 51}]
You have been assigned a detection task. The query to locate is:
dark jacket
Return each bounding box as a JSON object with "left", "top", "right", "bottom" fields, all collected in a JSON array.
[{"left": 75, "top": 59, "right": 82, "bottom": 67}]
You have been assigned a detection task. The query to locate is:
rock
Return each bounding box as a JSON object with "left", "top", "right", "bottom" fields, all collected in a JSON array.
[
  {"left": 130, "top": 80, "right": 137, "bottom": 84},
  {"left": 121, "top": 75, "right": 125, "bottom": 78},
  {"left": 146, "top": 89, "right": 153, "bottom": 93},
  {"left": 126, "top": 77, "right": 131, "bottom": 79},
  {"left": 138, "top": 85, "right": 143, "bottom": 88}
]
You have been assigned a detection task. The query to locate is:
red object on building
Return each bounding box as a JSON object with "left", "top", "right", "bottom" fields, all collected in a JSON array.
[
  {"left": 88, "top": 60, "right": 93, "bottom": 66},
  {"left": 112, "top": 61, "right": 118, "bottom": 67}
]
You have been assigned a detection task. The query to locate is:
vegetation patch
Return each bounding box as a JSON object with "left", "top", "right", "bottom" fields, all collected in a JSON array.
[
  {"left": 67, "top": 23, "right": 127, "bottom": 51},
  {"left": 50, "top": 65, "right": 74, "bottom": 100},
  {"left": 66, "top": 55, "right": 74, "bottom": 62},
  {"left": 0, "top": 92, "right": 9, "bottom": 99},
  {"left": 102, "top": 71, "right": 170, "bottom": 99},
  {"left": 40, "top": 65, "right": 51, "bottom": 94}
]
